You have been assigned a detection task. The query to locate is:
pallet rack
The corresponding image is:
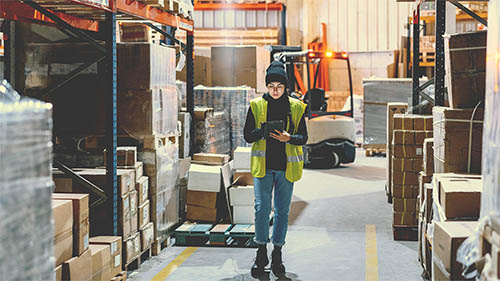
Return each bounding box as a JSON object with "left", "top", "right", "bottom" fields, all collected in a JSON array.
[
  {"left": 410, "top": 0, "right": 488, "bottom": 111},
  {"left": 1, "top": 0, "right": 194, "bottom": 236}
]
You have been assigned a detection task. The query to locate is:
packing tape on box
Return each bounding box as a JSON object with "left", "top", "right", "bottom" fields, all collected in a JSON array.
[
  {"left": 401, "top": 158, "right": 404, "bottom": 172},
  {"left": 402, "top": 185, "right": 405, "bottom": 198},
  {"left": 424, "top": 119, "right": 426, "bottom": 131},
  {"left": 403, "top": 172, "right": 406, "bottom": 185}
]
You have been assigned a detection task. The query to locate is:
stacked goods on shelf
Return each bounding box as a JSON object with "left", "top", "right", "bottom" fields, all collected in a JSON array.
[
  {"left": 444, "top": 31, "right": 486, "bottom": 109},
  {"left": 187, "top": 154, "right": 233, "bottom": 223},
  {"left": 177, "top": 157, "right": 192, "bottom": 221},
  {"left": 0, "top": 83, "right": 55, "bottom": 280},
  {"left": 210, "top": 45, "right": 270, "bottom": 93},
  {"left": 363, "top": 79, "right": 415, "bottom": 149},
  {"left": 455, "top": 5, "right": 500, "bottom": 280},
  {"left": 391, "top": 114, "right": 433, "bottom": 231},
  {"left": 193, "top": 86, "right": 258, "bottom": 154},
  {"left": 193, "top": 108, "right": 231, "bottom": 155},
  {"left": 229, "top": 147, "right": 254, "bottom": 224},
  {"left": 117, "top": 42, "right": 180, "bottom": 248},
  {"left": 386, "top": 103, "right": 408, "bottom": 200},
  {"left": 89, "top": 237, "right": 123, "bottom": 279},
  {"left": 119, "top": 22, "right": 163, "bottom": 44}
]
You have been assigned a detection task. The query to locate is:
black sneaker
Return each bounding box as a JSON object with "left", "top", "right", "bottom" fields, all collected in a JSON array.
[
  {"left": 251, "top": 247, "right": 269, "bottom": 278},
  {"left": 271, "top": 249, "right": 286, "bottom": 277}
]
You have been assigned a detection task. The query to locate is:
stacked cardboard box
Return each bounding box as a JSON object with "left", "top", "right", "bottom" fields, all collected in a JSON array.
[
  {"left": 392, "top": 114, "right": 433, "bottom": 228},
  {"left": 230, "top": 147, "right": 254, "bottom": 224},
  {"left": 89, "top": 237, "right": 123, "bottom": 279},
  {"left": 386, "top": 103, "right": 408, "bottom": 199},
  {"left": 187, "top": 153, "right": 232, "bottom": 223}
]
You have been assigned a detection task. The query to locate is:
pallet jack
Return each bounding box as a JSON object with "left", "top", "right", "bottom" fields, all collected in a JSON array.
[{"left": 269, "top": 46, "right": 356, "bottom": 168}]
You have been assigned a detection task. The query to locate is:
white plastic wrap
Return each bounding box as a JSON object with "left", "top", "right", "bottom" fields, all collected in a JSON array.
[
  {"left": 193, "top": 86, "right": 258, "bottom": 154},
  {"left": 194, "top": 111, "right": 231, "bottom": 155},
  {"left": 457, "top": 2, "right": 500, "bottom": 277},
  {"left": 0, "top": 80, "right": 55, "bottom": 280}
]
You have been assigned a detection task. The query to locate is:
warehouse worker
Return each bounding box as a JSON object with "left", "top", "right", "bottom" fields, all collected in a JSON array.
[{"left": 244, "top": 60, "right": 308, "bottom": 278}]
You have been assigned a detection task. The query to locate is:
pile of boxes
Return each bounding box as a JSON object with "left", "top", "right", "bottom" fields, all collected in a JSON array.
[
  {"left": 193, "top": 108, "right": 231, "bottom": 155},
  {"left": 52, "top": 193, "right": 126, "bottom": 281},
  {"left": 230, "top": 147, "right": 255, "bottom": 224},
  {"left": 186, "top": 153, "right": 232, "bottom": 223},
  {"left": 391, "top": 113, "right": 433, "bottom": 228}
]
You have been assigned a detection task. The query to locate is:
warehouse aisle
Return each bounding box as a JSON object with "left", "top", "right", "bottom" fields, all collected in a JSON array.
[{"left": 128, "top": 149, "right": 424, "bottom": 281}]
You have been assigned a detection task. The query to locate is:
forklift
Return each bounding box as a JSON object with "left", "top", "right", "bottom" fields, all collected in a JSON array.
[{"left": 269, "top": 46, "right": 356, "bottom": 168}]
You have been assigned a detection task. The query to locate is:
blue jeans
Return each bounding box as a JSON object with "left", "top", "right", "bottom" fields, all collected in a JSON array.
[{"left": 254, "top": 170, "right": 294, "bottom": 246}]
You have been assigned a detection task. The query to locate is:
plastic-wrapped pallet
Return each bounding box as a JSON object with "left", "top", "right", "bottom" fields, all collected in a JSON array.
[
  {"left": 0, "top": 80, "right": 55, "bottom": 280},
  {"left": 193, "top": 86, "right": 257, "bottom": 154},
  {"left": 194, "top": 111, "right": 231, "bottom": 155},
  {"left": 176, "top": 80, "right": 187, "bottom": 110},
  {"left": 456, "top": 3, "right": 500, "bottom": 278}
]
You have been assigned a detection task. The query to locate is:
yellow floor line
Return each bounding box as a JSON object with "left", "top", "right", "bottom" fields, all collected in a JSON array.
[
  {"left": 151, "top": 247, "right": 198, "bottom": 281},
  {"left": 365, "top": 224, "right": 379, "bottom": 281}
]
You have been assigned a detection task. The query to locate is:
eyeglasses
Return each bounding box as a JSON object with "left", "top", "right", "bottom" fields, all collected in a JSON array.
[{"left": 267, "top": 84, "right": 285, "bottom": 91}]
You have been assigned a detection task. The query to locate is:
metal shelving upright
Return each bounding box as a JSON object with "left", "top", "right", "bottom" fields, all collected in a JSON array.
[
  {"left": 410, "top": 0, "right": 487, "bottom": 110},
  {"left": 1, "top": 0, "right": 194, "bottom": 235}
]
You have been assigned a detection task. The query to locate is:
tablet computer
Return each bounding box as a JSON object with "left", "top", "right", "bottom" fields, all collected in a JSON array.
[{"left": 265, "top": 120, "right": 284, "bottom": 138}]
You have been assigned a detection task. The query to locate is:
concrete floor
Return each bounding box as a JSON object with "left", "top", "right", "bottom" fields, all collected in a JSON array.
[{"left": 128, "top": 149, "right": 425, "bottom": 281}]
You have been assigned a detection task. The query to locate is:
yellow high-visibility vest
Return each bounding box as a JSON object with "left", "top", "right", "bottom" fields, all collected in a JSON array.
[{"left": 249, "top": 96, "right": 306, "bottom": 182}]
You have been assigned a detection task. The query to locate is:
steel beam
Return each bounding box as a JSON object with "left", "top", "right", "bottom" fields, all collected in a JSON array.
[
  {"left": 145, "top": 22, "right": 186, "bottom": 51},
  {"left": 448, "top": 0, "right": 488, "bottom": 26},
  {"left": 435, "top": 0, "right": 446, "bottom": 106},
  {"left": 187, "top": 31, "right": 195, "bottom": 156},
  {"left": 104, "top": 11, "right": 118, "bottom": 236},
  {"left": 412, "top": 8, "right": 421, "bottom": 110}
]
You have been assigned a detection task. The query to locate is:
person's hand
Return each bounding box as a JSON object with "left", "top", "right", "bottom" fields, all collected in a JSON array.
[
  {"left": 260, "top": 122, "right": 268, "bottom": 139},
  {"left": 270, "top": 130, "right": 291, "bottom": 142}
]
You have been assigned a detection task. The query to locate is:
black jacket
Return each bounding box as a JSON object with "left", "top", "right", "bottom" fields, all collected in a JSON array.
[{"left": 243, "top": 93, "right": 308, "bottom": 171}]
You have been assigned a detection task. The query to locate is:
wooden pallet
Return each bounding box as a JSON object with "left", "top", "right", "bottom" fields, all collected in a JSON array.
[
  {"left": 152, "top": 236, "right": 172, "bottom": 256},
  {"left": 363, "top": 144, "right": 386, "bottom": 157},
  {"left": 420, "top": 51, "right": 435, "bottom": 63},
  {"left": 111, "top": 271, "right": 127, "bottom": 281},
  {"left": 173, "top": 222, "right": 257, "bottom": 248},
  {"left": 393, "top": 225, "right": 419, "bottom": 241},
  {"left": 124, "top": 247, "right": 152, "bottom": 272}
]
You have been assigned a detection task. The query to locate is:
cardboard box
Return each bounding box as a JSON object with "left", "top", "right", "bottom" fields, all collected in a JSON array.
[
  {"left": 425, "top": 184, "right": 433, "bottom": 222},
  {"left": 439, "top": 178, "right": 482, "bottom": 219},
  {"left": 63, "top": 248, "right": 92, "bottom": 281},
  {"left": 233, "top": 206, "right": 255, "bottom": 224},
  {"left": 233, "top": 147, "right": 251, "bottom": 170},
  {"left": 423, "top": 138, "right": 434, "bottom": 175},
  {"left": 445, "top": 31, "right": 486, "bottom": 109},
  {"left": 178, "top": 112, "right": 191, "bottom": 158},
  {"left": 393, "top": 145, "right": 423, "bottom": 158},
  {"left": 229, "top": 186, "right": 255, "bottom": 206},
  {"left": 415, "top": 131, "right": 427, "bottom": 145},
  {"left": 393, "top": 198, "right": 418, "bottom": 212},
  {"left": 433, "top": 221, "right": 479, "bottom": 279},
  {"left": 393, "top": 114, "right": 413, "bottom": 130},
  {"left": 117, "top": 147, "right": 136, "bottom": 167},
  {"left": 392, "top": 158, "right": 423, "bottom": 172},
  {"left": 140, "top": 222, "right": 154, "bottom": 251},
  {"left": 117, "top": 43, "right": 176, "bottom": 90},
  {"left": 392, "top": 171, "right": 419, "bottom": 185},
  {"left": 192, "top": 153, "right": 229, "bottom": 165},
  {"left": 211, "top": 45, "right": 269, "bottom": 93},
  {"left": 123, "top": 236, "right": 136, "bottom": 264},
  {"left": 387, "top": 103, "right": 409, "bottom": 198},
  {"left": 136, "top": 176, "right": 149, "bottom": 205},
  {"left": 56, "top": 265, "right": 63, "bottom": 281},
  {"left": 119, "top": 162, "right": 143, "bottom": 182},
  {"left": 138, "top": 200, "right": 150, "bottom": 230},
  {"left": 392, "top": 185, "right": 419, "bottom": 199},
  {"left": 129, "top": 190, "right": 138, "bottom": 214},
  {"left": 52, "top": 200, "right": 74, "bottom": 267},
  {"left": 433, "top": 106, "right": 484, "bottom": 174},
  {"left": 393, "top": 130, "right": 415, "bottom": 145},
  {"left": 419, "top": 172, "right": 433, "bottom": 205},
  {"left": 233, "top": 170, "right": 253, "bottom": 186},
  {"left": 89, "top": 236, "right": 122, "bottom": 278},
  {"left": 187, "top": 190, "right": 218, "bottom": 208},
  {"left": 178, "top": 47, "right": 212, "bottom": 87},
  {"left": 54, "top": 169, "right": 134, "bottom": 197},
  {"left": 130, "top": 211, "right": 138, "bottom": 234},
  {"left": 186, "top": 205, "right": 218, "bottom": 222},
  {"left": 89, "top": 244, "right": 111, "bottom": 281},
  {"left": 187, "top": 162, "right": 232, "bottom": 192},
  {"left": 393, "top": 212, "right": 417, "bottom": 226},
  {"left": 133, "top": 233, "right": 141, "bottom": 257},
  {"left": 52, "top": 193, "right": 90, "bottom": 256}
]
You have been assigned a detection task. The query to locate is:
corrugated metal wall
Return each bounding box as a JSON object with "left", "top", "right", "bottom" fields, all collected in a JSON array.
[
  {"left": 193, "top": 10, "right": 281, "bottom": 29},
  {"left": 301, "top": 0, "right": 415, "bottom": 52}
]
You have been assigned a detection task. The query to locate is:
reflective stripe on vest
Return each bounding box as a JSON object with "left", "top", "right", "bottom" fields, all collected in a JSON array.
[
  {"left": 252, "top": 150, "right": 266, "bottom": 157},
  {"left": 287, "top": 154, "right": 304, "bottom": 163}
]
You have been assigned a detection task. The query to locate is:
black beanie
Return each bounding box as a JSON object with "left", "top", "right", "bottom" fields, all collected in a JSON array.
[{"left": 265, "top": 61, "right": 288, "bottom": 86}]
